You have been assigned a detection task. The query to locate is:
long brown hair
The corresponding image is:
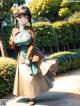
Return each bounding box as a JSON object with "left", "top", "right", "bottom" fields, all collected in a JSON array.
[{"left": 17, "top": 6, "right": 32, "bottom": 27}]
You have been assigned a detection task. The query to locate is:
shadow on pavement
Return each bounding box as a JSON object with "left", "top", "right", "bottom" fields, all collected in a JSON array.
[{"left": 15, "top": 91, "right": 80, "bottom": 106}]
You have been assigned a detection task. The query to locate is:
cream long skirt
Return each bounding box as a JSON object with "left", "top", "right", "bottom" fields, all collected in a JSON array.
[{"left": 13, "top": 63, "right": 55, "bottom": 98}]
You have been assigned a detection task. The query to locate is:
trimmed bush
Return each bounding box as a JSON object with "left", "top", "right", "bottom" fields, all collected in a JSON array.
[
  {"left": 52, "top": 20, "right": 80, "bottom": 51},
  {"left": 49, "top": 49, "right": 80, "bottom": 73},
  {"left": 0, "top": 57, "right": 17, "bottom": 97},
  {"left": 33, "top": 21, "right": 80, "bottom": 53},
  {"left": 33, "top": 22, "right": 56, "bottom": 53}
]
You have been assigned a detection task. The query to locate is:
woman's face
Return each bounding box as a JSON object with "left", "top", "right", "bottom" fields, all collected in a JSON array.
[{"left": 16, "top": 13, "right": 29, "bottom": 26}]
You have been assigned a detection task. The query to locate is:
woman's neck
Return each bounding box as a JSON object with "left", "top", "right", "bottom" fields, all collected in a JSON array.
[{"left": 19, "top": 25, "right": 24, "bottom": 31}]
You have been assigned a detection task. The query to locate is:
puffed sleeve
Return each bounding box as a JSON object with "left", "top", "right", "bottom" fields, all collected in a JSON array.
[{"left": 13, "top": 30, "right": 32, "bottom": 46}]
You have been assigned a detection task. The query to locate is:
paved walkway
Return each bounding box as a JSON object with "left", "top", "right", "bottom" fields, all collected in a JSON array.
[{"left": 5, "top": 69, "right": 80, "bottom": 106}]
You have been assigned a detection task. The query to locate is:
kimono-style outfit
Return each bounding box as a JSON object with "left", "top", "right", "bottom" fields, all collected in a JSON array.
[{"left": 12, "top": 29, "right": 57, "bottom": 98}]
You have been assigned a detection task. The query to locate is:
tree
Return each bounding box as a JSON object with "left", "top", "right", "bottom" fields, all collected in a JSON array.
[
  {"left": 14, "top": 0, "right": 25, "bottom": 5},
  {"left": 59, "top": 7, "right": 72, "bottom": 18},
  {"left": 0, "top": 0, "right": 14, "bottom": 57},
  {"left": 29, "top": 0, "right": 80, "bottom": 22},
  {"left": 58, "top": 0, "right": 80, "bottom": 19},
  {"left": 68, "top": 11, "right": 80, "bottom": 21},
  {"left": 29, "top": 0, "right": 61, "bottom": 22}
]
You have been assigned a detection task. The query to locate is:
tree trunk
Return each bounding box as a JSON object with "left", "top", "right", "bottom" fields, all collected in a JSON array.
[
  {"left": 50, "top": 46, "right": 53, "bottom": 53},
  {"left": 56, "top": 35, "right": 59, "bottom": 52},
  {"left": 66, "top": 43, "right": 70, "bottom": 51},
  {"left": 0, "top": 38, "right": 8, "bottom": 57},
  {"left": 73, "top": 44, "right": 76, "bottom": 49},
  {"left": 63, "top": 45, "right": 66, "bottom": 51},
  {"left": 0, "top": 24, "right": 8, "bottom": 57},
  {"left": 56, "top": 43, "right": 59, "bottom": 52}
]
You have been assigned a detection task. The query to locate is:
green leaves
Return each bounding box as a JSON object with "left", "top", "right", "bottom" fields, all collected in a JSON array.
[
  {"left": 0, "top": 0, "right": 13, "bottom": 20},
  {"left": 49, "top": 49, "right": 80, "bottom": 73},
  {"left": 59, "top": 7, "right": 72, "bottom": 17},
  {"left": 33, "top": 22, "right": 55, "bottom": 49},
  {"left": 29, "top": 0, "right": 80, "bottom": 21},
  {"left": 59, "top": 0, "right": 80, "bottom": 18},
  {"left": 0, "top": 57, "right": 17, "bottom": 97},
  {"left": 52, "top": 20, "right": 80, "bottom": 50},
  {"left": 69, "top": 11, "right": 80, "bottom": 21},
  {"left": 29, "top": 0, "right": 61, "bottom": 22}
]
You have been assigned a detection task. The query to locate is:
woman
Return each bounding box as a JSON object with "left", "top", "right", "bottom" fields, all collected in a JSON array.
[{"left": 9, "top": 5, "right": 58, "bottom": 106}]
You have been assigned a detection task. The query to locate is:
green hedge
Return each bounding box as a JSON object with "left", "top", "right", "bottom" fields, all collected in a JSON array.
[
  {"left": 4, "top": 20, "right": 80, "bottom": 53},
  {"left": 49, "top": 49, "right": 80, "bottom": 73},
  {"left": 52, "top": 20, "right": 80, "bottom": 51},
  {"left": 33, "top": 22, "right": 56, "bottom": 52},
  {"left": 0, "top": 57, "right": 17, "bottom": 97},
  {"left": 33, "top": 20, "right": 80, "bottom": 52}
]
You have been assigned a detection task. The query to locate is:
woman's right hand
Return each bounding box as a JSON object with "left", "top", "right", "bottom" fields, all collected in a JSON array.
[
  {"left": 25, "top": 59, "right": 30, "bottom": 65},
  {"left": 9, "top": 27, "right": 19, "bottom": 44},
  {"left": 12, "top": 27, "right": 20, "bottom": 36}
]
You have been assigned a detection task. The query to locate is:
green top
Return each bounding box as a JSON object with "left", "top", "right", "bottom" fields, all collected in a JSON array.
[
  {"left": 13, "top": 29, "right": 32, "bottom": 63},
  {"left": 14, "top": 29, "right": 32, "bottom": 46}
]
